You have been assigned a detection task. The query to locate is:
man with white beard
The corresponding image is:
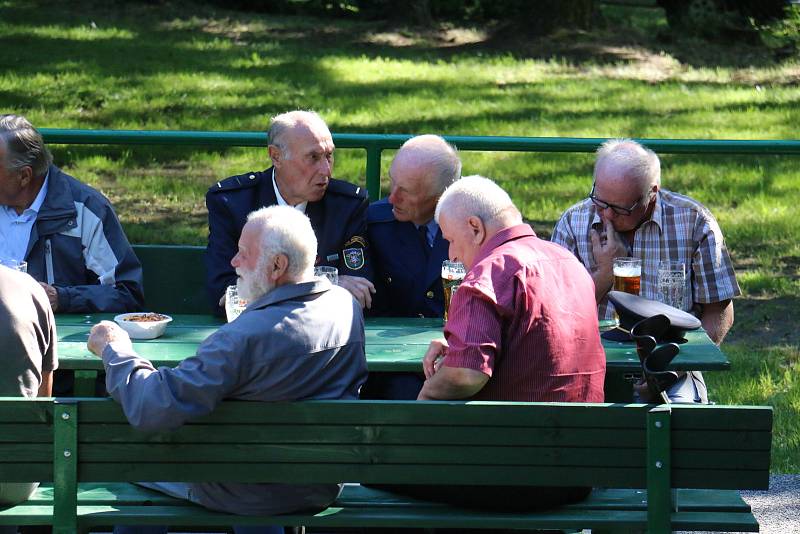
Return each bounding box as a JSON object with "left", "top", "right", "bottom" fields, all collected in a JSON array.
[{"left": 87, "top": 205, "right": 367, "bottom": 525}]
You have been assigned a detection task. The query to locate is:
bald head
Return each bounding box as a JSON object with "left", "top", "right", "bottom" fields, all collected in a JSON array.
[
  {"left": 267, "top": 110, "right": 331, "bottom": 160},
  {"left": 388, "top": 135, "right": 461, "bottom": 225}
]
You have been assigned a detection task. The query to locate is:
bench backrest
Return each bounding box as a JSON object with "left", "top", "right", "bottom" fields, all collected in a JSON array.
[
  {"left": 133, "top": 244, "right": 208, "bottom": 314},
  {"left": 0, "top": 399, "right": 772, "bottom": 531}
]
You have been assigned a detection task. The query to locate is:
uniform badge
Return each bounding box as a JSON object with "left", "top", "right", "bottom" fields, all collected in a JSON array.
[{"left": 343, "top": 248, "right": 365, "bottom": 270}]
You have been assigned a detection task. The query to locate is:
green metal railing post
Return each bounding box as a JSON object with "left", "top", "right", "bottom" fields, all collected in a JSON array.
[{"left": 364, "top": 143, "right": 382, "bottom": 201}]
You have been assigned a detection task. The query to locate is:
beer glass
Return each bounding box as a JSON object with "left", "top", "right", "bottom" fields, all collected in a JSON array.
[
  {"left": 657, "top": 260, "right": 686, "bottom": 309},
  {"left": 225, "top": 285, "right": 247, "bottom": 323},
  {"left": 314, "top": 266, "right": 338, "bottom": 285},
  {"left": 441, "top": 260, "right": 466, "bottom": 321},
  {"left": 0, "top": 258, "right": 27, "bottom": 272},
  {"left": 613, "top": 257, "right": 641, "bottom": 295}
]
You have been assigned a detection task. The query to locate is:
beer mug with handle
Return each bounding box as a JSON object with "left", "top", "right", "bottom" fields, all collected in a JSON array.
[
  {"left": 441, "top": 260, "right": 466, "bottom": 321},
  {"left": 613, "top": 257, "right": 641, "bottom": 295}
]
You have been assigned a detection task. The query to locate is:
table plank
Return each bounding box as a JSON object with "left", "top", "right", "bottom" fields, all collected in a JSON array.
[{"left": 55, "top": 314, "right": 729, "bottom": 374}]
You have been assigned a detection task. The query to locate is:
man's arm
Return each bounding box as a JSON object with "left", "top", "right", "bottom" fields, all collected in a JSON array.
[
  {"left": 37, "top": 371, "right": 53, "bottom": 397},
  {"left": 589, "top": 219, "right": 628, "bottom": 303},
  {"left": 336, "top": 192, "right": 375, "bottom": 308},
  {"left": 418, "top": 366, "right": 489, "bottom": 400},
  {"left": 52, "top": 199, "right": 144, "bottom": 313},
  {"left": 205, "top": 189, "right": 241, "bottom": 314},
  {"left": 699, "top": 299, "right": 734, "bottom": 345},
  {"left": 88, "top": 321, "right": 239, "bottom": 432}
]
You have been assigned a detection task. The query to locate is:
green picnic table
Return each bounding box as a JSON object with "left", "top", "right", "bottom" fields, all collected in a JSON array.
[{"left": 55, "top": 314, "right": 730, "bottom": 400}]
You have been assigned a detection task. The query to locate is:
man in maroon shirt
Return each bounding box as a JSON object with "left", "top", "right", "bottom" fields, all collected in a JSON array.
[
  {"left": 419, "top": 175, "right": 606, "bottom": 404},
  {"left": 387, "top": 175, "right": 605, "bottom": 513}
]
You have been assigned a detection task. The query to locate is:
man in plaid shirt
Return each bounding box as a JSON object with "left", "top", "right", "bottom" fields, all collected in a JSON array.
[{"left": 551, "top": 139, "right": 740, "bottom": 403}]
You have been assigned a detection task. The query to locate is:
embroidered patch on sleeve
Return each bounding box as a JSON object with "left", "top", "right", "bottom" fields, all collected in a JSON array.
[{"left": 343, "top": 248, "right": 365, "bottom": 270}]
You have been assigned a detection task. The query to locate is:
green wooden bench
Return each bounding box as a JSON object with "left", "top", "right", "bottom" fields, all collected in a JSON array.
[
  {"left": 133, "top": 244, "right": 208, "bottom": 315},
  {"left": 0, "top": 398, "right": 772, "bottom": 534}
]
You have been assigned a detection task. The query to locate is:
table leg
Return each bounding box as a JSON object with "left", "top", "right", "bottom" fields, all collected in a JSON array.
[{"left": 605, "top": 372, "right": 636, "bottom": 403}]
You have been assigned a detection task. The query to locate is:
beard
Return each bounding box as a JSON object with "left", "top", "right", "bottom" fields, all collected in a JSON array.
[{"left": 236, "top": 266, "right": 273, "bottom": 302}]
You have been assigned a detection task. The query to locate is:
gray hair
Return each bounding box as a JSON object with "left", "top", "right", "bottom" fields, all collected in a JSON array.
[
  {"left": 594, "top": 138, "right": 661, "bottom": 194},
  {"left": 247, "top": 205, "right": 317, "bottom": 281},
  {"left": 400, "top": 134, "right": 461, "bottom": 196},
  {"left": 0, "top": 114, "right": 52, "bottom": 177},
  {"left": 267, "top": 110, "right": 330, "bottom": 161},
  {"left": 435, "top": 174, "right": 519, "bottom": 226}
]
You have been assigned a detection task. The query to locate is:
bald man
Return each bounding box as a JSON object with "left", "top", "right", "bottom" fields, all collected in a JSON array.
[
  {"left": 367, "top": 135, "right": 461, "bottom": 318},
  {"left": 552, "top": 138, "right": 741, "bottom": 403},
  {"left": 205, "top": 110, "right": 374, "bottom": 313}
]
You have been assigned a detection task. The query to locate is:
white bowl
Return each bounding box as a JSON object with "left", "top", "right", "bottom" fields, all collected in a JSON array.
[{"left": 114, "top": 312, "right": 173, "bottom": 340}]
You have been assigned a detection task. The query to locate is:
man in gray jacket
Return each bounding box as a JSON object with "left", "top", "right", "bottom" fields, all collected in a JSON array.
[
  {"left": 0, "top": 114, "right": 143, "bottom": 313},
  {"left": 88, "top": 205, "right": 367, "bottom": 522}
]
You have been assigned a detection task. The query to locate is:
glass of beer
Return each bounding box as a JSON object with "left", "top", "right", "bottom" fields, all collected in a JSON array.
[
  {"left": 441, "top": 260, "right": 466, "bottom": 321},
  {"left": 657, "top": 260, "right": 686, "bottom": 309},
  {"left": 314, "top": 266, "right": 338, "bottom": 285},
  {"left": 613, "top": 257, "right": 641, "bottom": 295},
  {"left": 225, "top": 285, "right": 247, "bottom": 323}
]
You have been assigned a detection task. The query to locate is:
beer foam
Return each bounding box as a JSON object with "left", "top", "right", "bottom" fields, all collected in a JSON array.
[{"left": 613, "top": 265, "right": 641, "bottom": 277}]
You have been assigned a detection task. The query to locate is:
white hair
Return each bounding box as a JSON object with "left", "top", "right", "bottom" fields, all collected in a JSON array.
[
  {"left": 594, "top": 138, "right": 661, "bottom": 194},
  {"left": 435, "top": 174, "right": 518, "bottom": 225},
  {"left": 246, "top": 205, "right": 317, "bottom": 282},
  {"left": 398, "top": 134, "right": 461, "bottom": 195},
  {"left": 267, "top": 110, "right": 330, "bottom": 161}
]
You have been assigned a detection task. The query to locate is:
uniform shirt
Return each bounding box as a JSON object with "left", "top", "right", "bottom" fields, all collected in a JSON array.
[
  {"left": 442, "top": 224, "right": 606, "bottom": 403},
  {"left": 101, "top": 279, "right": 368, "bottom": 516},
  {"left": 0, "top": 173, "right": 48, "bottom": 262},
  {"left": 205, "top": 167, "right": 372, "bottom": 312},
  {"left": 551, "top": 189, "right": 741, "bottom": 320},
  {"left": 366, "top": 198, "right": 449, "bottom": 317},
  {"left": 0, "top": 267, "right": 58, "bottom": 398}
]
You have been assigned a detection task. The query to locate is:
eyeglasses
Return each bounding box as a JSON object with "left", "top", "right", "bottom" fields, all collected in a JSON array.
[{"left": 589, "top": 184, "right": 644, "bottom": 216}]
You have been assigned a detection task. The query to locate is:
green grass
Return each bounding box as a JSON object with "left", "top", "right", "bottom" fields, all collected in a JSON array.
[{"left": 1, "top": 0, "right": 798, "bottom": 471}]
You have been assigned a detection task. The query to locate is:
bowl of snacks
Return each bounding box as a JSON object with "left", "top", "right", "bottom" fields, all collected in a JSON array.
[{"left": 113, "top": 312, "right": 173, "bottom": 340}]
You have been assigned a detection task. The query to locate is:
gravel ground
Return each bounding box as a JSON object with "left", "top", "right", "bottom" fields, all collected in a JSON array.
[{"left": 676, "top": 474, "right": 800, "bottom": 534}]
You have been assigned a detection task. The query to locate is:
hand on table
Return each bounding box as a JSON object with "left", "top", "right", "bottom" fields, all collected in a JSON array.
[
  {"left": 422, "top": 338, "right": 449, "bottom": 379},
  {"left": 39, "top": 282, "right": 59, "bottom": 311},
  {"left": 88, "top": 320, "right": 133, "bottom": 357},
  {"left": 338, "top": 275, "right": 376, "bottom": 309}
]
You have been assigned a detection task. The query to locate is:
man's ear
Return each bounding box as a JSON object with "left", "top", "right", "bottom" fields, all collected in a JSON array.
[
  {"left": 467, "top": 215, "right": 485, "bottom": 245},
  {"left": 268, "top": 145, "right": 282, "bottom": 168},
  {"left": 17, "top": 166, "right": 33, "bottom": 188},
  {"left": 269, "top": 253, "right": 290, "bottom": 282}
]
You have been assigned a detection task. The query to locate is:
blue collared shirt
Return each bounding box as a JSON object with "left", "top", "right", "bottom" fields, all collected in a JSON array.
[{"left": 0, "top": 173, "right": 49, "bottom": 262}]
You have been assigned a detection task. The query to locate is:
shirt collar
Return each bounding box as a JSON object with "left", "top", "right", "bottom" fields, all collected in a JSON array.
[
  {"left": 246, "top": 278, "right": 330, "bottom": 310},
  {"left": 28, "top": 171, "right": 50, "bottom": 214},
  {"left": 272, "top": 168, "right": 308, "bottom": 213},
  {"left": 473, "top": 223, "right": 536, "bottom": 266}
]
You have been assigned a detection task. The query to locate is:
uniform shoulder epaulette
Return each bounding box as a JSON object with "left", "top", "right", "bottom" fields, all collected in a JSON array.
[
  {"left": 367, "top": 198, "right": 395, "bottom": 224},
  {"left": 326, "top": 178, "right": 367, "bottom": 199},
  {"left": 208, "top": 170, "right": 266, "bottom": 193}
]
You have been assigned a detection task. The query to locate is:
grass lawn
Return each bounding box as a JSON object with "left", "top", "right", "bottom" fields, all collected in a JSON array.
[{"left": 1, "top": 0, "right": 798, "bottom": 471}]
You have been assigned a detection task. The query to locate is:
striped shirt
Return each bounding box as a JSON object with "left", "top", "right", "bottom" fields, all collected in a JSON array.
[
  {"left": 442, "top": 224, "right": 606, "bottom": 403},
  {"left": 551, "top": 189, "right": 741, "bottom": 320}
]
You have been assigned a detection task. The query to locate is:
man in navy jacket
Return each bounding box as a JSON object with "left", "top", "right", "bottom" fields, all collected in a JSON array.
[
  {"left": 205, "top": 111, "right": 374, "bottom": 313},
  {"left": 0, "top": 114, "right": 143, "bottom": 313},
  {"left": 362, "top": 135, "right": 460, "bottom": 400},
  {"left": 367, "top": 134, "right": 460, "bottom": 318}
]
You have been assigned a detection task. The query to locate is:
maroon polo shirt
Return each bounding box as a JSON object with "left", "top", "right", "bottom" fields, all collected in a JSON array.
[{"left": 443, "top": 224, "right": 605, "bottom": 402}]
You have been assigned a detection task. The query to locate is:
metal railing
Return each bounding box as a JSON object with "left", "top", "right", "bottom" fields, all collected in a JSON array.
[{"left": 40, "top": 129, "right": 800, "bottom": 201}]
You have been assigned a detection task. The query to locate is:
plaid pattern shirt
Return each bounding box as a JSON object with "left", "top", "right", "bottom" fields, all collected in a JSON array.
[{"left": 551, "top": 189, "right": 741, "bottom": 320}]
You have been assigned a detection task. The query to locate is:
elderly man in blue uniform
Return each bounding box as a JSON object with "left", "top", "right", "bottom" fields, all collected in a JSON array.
[
  {"left": 205, "top": 110, "right": 374, "bottom": 313},
  {"left": 0, "top": 114, "right": 143, "bottom": 313},
  {"left": 362, "top": 135, "right": 460, "bottom": 400},
  {"left": 367, "top": 134, "right": 461, "bottom": 317},
  {"left": 88, "top": 205, "right": 368, "bottom": 533}
]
